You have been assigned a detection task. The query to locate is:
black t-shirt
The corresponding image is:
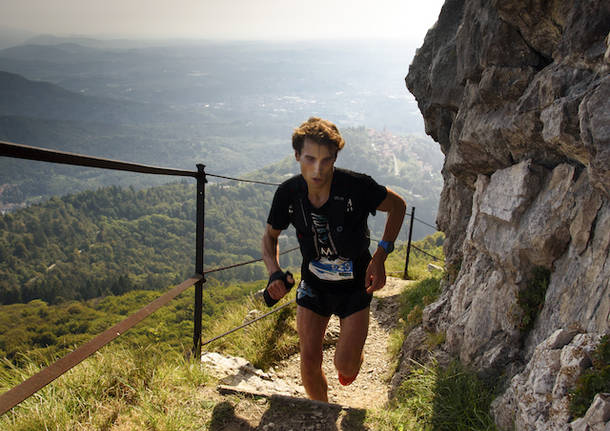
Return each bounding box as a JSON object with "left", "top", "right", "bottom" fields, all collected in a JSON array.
[{"left": 267, "top": 168, "right": 387, "bottom": 291}]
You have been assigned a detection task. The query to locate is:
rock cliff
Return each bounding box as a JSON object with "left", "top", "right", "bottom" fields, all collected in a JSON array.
[{"left": 404, "top": 1, "right": 609, "bottom": 429}]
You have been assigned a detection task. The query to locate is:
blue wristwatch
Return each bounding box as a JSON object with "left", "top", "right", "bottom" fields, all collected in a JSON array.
[{"left": 378, "top": 240, "right": 394, "bottom": 254}]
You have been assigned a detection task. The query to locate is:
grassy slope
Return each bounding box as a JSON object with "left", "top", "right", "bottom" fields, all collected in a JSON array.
[{"left": 1, "top": 234, "right": 498, "bottom": 430}]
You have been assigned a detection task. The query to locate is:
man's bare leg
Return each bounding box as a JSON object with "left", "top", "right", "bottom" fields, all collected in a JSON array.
[
  {"left": 297, "top": 305, "right": 331, "bottom": 401},
  {"left": 334, "top": 307, "right": 369, "bottom": 383}
]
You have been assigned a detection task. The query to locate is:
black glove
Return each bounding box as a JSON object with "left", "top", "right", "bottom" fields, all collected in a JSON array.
[{"left": 263, "top": 270, "right": 294, "bottom": 307}]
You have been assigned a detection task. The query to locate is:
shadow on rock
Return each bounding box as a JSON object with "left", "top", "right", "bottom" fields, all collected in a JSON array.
[
  {"left": 209, "top": 401, "right": 254, "bottom": 430},
  {"left": 339, "top": 408, "right": 368, "bottom": 430},
  {"left": 209, "top": 394, "right": 369, "bottom": 430},
  {"left": 258, "top": 395, "right": 368, "bottom": 431}
]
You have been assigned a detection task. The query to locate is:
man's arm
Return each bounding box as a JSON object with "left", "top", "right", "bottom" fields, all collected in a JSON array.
[
  {"left": 262, "top": 223, "right": 291, "bottom": 300},
  {"left": 365, "top": 188, "right": 406, "bottom": 293}
]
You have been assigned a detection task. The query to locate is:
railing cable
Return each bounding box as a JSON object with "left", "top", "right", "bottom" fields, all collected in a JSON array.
[
  {"left": 411, "top": 244, "right": 444, "bottom": 262},
  {"left": 0, "top": 140, "right": 198, "bottom": 178},
  {"left": 413, "top": 216, "right": 438, "bottom": 231},
  {"left": 204, "top": 247, "right": 299, "bottom": 274},
  {"left": 206, "top": 173, "right": 281, "bottom": 186}
]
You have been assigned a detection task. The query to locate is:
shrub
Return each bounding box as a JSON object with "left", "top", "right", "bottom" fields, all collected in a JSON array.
[
  {"left": 32, "top": 331, "right": 57, "bottom": 348},
  {"left": 569, "top": 335, "right": 610, "bottom": 418},
  {"left": 517, "top": 266, "right": 550, "bottom": 332},
  {"left": 429, "top": 361, "right": 498, "bottom": 430}
]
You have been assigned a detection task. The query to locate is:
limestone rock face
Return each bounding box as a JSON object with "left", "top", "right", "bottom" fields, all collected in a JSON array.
[
  {"left": 491, "top": 330, "right": 601, "bottom": 431},
  {"left": 406, "top": 0, "right": 609, "bottom": 429}
]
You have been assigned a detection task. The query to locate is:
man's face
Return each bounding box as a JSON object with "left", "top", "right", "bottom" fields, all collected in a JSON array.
[{"left": 296, "top": 138, "right": 336, "bottom": 191}]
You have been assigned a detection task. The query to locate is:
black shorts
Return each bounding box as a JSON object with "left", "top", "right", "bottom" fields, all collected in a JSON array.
[{"left": 296, "top": 280, "right": 372, "bottom": 319}]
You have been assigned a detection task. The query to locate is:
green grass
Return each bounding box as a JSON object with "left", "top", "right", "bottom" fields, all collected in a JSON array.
[
  {"left": 367, "top": 360, "right": 498, "bottom": 430},
  {"left": 386, "top": 274, "right": 443, "bottom": 356},
  {"left": 398, "top": 277, "right": 442, "bottom": 328},
  {"left": 387, "top": 275, "right": 443, "bottom": 384},
  {"left": 373, "top": 270, "right": 498, "bottom": 431},
  {"left": 0, "top": 343, "right": 215, "bottom": 431},
  {"left": 387, "top": 275, "right": 442, "bottom": 359},
  {"left": 0, "top": 278, "right": 274, "bottom": 370},
  {"left": 0, "top": 290, "right": 297, "bottom": 430},
  {"left": 0, "top": 279, "right": 298, "bottom": 429},
  {"left": 388, "top": 328, "right": 407, "bottom": 364}
]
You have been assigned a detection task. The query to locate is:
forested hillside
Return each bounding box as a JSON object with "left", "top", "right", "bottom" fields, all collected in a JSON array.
[{"left": 0, "top": 182, "right": 299, "bottom": 305}]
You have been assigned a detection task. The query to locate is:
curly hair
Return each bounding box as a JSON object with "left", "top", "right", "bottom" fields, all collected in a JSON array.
[{"left": 292, "top": 117, "right": 345, "bottom": 156}]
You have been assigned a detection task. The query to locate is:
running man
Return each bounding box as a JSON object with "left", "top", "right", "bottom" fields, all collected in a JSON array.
[{"left": 262, "top": 117, "right": 406, "bottom": 402}]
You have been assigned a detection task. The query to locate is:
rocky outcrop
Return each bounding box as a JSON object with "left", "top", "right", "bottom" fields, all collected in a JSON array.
[
  {"left": 405, "top": 1, "right": 609, "bottom": 429},
  {"left": 491, "top": 330, "right": 601, "bottom": 431},
  {"left": 570, "top": 393, "right": 610, "bottom": 431},
  {"left": 201, "top": 352, "right": 305, "bottom": 397}
]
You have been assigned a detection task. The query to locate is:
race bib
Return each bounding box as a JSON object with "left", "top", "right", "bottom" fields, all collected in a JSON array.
[{"left": 308, "top": 257, "right": 354, "bottom": 281}]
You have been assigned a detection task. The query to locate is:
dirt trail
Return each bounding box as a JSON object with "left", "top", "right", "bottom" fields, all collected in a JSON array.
[{"left": 202, "top": 276, "right": 411, "bottom": 430}]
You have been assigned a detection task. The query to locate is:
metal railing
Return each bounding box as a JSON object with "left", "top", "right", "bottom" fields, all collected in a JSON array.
[{"left": 0, "top": 140, "right": 294, "bottom": 415}]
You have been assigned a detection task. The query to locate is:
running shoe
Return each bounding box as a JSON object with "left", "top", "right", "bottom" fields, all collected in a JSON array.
[{"left": 338, "top": 371, "right": 358, "bottom": 386}]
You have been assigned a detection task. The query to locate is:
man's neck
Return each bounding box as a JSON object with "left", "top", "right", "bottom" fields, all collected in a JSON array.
[
  {"left": 306, "top": 175, "right": 333, "bottom": 209},
  {"left": 308, "top": 189, "right": 329, "bottom": 208}
]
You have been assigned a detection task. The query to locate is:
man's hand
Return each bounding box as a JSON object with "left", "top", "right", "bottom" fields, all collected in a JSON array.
[
  {"left": 267, "top": 273, "right": 294, "bottom": 300},
  {"left": 365, "top": 250, "right": 387, "bottom": 294}
]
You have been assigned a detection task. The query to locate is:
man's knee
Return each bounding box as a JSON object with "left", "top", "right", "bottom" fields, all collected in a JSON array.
[
  {"left": 334, "top": 351, "right": 363, "bottom": 376},
  {"left": 300, "top": 349, "right": 323, "bottom": 371}
]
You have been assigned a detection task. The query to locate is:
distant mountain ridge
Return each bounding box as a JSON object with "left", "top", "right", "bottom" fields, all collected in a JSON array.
[
  {"left": 0, "top": 42, "right": 103, "bottom": 62},
  {"left": 0, "top": 70, "right": 166, "bottom": 124},
  {"left": 0, "top": 27, "right": 35, "bottom": 50}
]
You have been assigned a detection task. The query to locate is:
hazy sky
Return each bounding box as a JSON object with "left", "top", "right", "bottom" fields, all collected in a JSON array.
[{"left": 0, "top": 0, "right": 445, "bottom": 41}]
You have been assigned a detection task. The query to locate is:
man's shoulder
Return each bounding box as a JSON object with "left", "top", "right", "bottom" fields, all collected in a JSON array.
[
  {"left": 333, "top": 168, "right": 379, "bottom": 187},
  {"left": 277, "top": 174, "right": 306, "bottom": 194}
]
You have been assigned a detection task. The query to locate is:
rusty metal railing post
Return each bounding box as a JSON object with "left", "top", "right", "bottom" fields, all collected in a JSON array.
[
  {"left": 403, "top": 207, "right": 415, "bottom": 280},
  {"left": 193, "top": 164, "right": 207, "bottom": 359}
]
